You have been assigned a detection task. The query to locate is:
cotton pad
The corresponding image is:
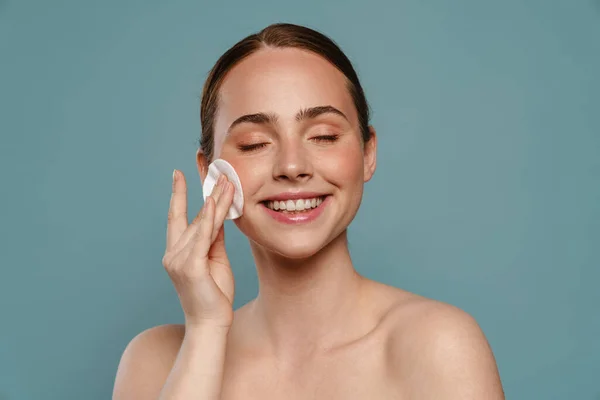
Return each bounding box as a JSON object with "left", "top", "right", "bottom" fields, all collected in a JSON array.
[{"left": 202, "top": 159, "right": 244, "bottom": 220}]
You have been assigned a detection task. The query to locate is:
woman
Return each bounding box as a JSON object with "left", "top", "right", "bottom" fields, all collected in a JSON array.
[{"left": 113, "top": 23, "right": 504, "bottom": 399}]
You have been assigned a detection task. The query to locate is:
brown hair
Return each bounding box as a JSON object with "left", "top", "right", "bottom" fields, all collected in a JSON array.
[{"left": 199, "top": 22, "right": 372, "bottom": 162}]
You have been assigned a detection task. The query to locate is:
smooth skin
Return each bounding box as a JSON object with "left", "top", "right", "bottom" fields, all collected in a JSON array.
[{"left": 113, "top": 47, "right": 505, "bottom": 399}]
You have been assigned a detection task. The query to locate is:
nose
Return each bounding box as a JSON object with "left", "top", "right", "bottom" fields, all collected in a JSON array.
[{"left": 272, "top": 139, "right": 313, "bottom": 182}]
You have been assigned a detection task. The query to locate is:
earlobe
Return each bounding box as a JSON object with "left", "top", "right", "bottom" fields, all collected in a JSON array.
[
  {"left": 364, "top": 126, "right": 377, "bottom": 182},
  {"left": 196, "top": 148, "right": 209, "bottom": 183}
]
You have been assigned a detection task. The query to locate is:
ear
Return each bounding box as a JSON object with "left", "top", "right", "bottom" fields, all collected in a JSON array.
[
  {"left": 363, "top": 126, "right": 377, "bottom": 182},
  {"left": 196, "top": 148, "right": 209, "bottom": 183}
]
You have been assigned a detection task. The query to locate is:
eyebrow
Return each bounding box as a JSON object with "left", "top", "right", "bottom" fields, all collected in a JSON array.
[{"left": 227, "top": 105, "right": 348, "bottom": 134}]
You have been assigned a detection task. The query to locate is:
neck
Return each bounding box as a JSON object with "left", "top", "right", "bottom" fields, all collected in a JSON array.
[{"left": 246, "top": 230, "right": 370, "bottom": 360}]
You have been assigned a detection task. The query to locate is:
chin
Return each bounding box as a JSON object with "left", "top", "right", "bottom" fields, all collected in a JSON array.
[
  {"left": 261, "top": 229, "right": 335, "bottom": 260},
  {"left": 269, "top": 239, "right": 327, "bottom": 260},
  {"left": 236, "top": 220, "right": 334, "bottom": 260}
]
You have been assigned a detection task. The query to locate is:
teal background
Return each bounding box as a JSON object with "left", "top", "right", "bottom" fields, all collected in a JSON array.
[{"left": 1, "top": 0, "right": 598, "bottom": 398}]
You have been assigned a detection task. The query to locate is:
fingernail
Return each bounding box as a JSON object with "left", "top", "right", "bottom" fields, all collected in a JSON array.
[{"left": 172, "top": 169, "right": 178, "bottom": 183}]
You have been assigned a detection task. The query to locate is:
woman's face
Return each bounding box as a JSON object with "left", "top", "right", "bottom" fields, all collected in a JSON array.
[{"left": 204, "top": 47, "right": 376, "bottom": 259}]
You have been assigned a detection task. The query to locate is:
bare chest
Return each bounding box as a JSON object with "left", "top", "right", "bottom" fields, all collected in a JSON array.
[{"left": 220, "top": 342, "right": 402, "bottom": 400}]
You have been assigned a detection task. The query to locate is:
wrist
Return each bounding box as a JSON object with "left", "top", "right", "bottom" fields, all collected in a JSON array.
[{"left": 184, "top": 322, "right": 231, "bottom": 337}]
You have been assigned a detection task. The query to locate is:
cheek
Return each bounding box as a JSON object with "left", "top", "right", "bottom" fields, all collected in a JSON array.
[
  {"left": 226, "top": 158, "right": 268, "bottom": 197},
  {"left": 319, "top": 143, "right": 364, "bottom": 185}
]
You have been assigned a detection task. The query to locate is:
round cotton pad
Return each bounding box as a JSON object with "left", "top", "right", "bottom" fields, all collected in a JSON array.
[{"left": 202, "top": 159, "right": 244, "bottom": 220}]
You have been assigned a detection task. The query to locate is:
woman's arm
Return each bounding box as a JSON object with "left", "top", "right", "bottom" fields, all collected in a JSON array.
[
  {"left": 112, "top": 323, "right": 229, "bottom": 400},
  {"left": 113, "top": 172, "right": 236, "bottom": 399},
  {"left": 159, "top": 324, "right": 229, "bottom": 399}
]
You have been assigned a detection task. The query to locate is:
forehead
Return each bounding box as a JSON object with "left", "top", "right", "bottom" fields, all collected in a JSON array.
[{"left": 214, "top": 47, "right": 357, "bottom": 133}]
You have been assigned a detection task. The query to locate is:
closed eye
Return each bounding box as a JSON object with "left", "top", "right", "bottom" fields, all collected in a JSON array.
[
  {"left": 312, "top": 134, "right": 339, "bottom": 143},
  {"left": 238, "top": 135, "right": 338, "bottom": 152},
  {"left": 238, "top": 143, "right": 268, "bottom": 152}
]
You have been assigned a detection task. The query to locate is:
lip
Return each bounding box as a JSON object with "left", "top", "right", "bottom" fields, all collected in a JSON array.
[
  {"left": 261, "top": 195, "right": 331, "bottom": 225},
  {"left": 261, "top": 191, "right": 329, "bottom": 202}
]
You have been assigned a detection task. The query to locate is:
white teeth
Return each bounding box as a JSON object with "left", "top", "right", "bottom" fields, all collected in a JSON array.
[
  {"left": 264, "top": 196, "right": 325, "bottom": 212},
  {"left": 286, "top": 200, "right": 296, "bottom": 211}
]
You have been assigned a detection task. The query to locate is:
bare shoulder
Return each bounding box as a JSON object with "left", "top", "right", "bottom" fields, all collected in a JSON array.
[
  {"left": 112, "top": 324, "right": 185, "bottom": 399},
  {"left": 378, "top": 286, "right": 505, "bottom": 399}
]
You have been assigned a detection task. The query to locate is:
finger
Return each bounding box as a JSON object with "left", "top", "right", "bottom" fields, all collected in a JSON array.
[
  {"left": 171, "top": 174, "right": 225, "bottom": 254},
  {"left": 211, "top": 181, "right": 234, "bottom": 242},
  {"left": 208, "top": 225, "right": 234, "bottom": 304},
  {"left": 209, "top": 174, "right": 226, "bottom": 206},
  {"left": 189, "top": 195, "right": 216, "bottom": 260},
  {"left": 208, "top": 225, "right": 227, "bottom": 261},
  {"left": 166, "top": 170, "right": 188, "bottom": 251},
  {"left": 210, "top": 257, "right": 235, "bottom": 304}
]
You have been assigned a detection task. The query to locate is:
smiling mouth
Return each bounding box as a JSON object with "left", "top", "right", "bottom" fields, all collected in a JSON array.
[{"left": 261, "top": 195, "right": 328, "bottom": 213}]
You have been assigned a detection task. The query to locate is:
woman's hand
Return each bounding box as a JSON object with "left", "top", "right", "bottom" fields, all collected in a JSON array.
[{"left": 162, "top": 170, "right": 236, "bottom": 329}]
